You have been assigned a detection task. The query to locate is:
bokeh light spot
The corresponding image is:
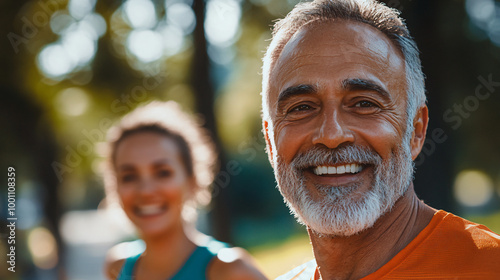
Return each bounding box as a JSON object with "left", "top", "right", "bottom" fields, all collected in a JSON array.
[
  {"left": 218, "top": 248, "right": 239, "bottom": 263},
  {"left": 205, "top": 0, "right": 241, "bottom": 47},
  {"left": 127, "top": 29, "right": 164, "bottom": 62},
  {"left": 37, "top": 44, "right": 75, "bottom": 78},
  {"left": 454, "top": 170, "right": 494, "bottom": 207},
  {"left": 123, "top": 0, "right": 158, "bottom": 29},
  {"left": 28, "top": 227, "right": 58, "bottom": 270},
  {"left": 466, "top": 0, "right": 495, "bottom": 24},
  {"left": 62, "top": 29, "right": 96, "bottom": 65},
  {"left": 82, "top": 13, "right": 108, "bottom": 39},
  {"left": 69, "top": 0, "right": 97, "bottom": 20},
  {"left": 55, "top": 87, "right": 90, "bottom": 117},
  {"left": 167, "top": 3, "right": 196, "bottom": 34},
  {"left": 159, "top": 25, "right": 184, "bottom": 55},
  {"left": 50, "top": 11, "right": 75, "bottom": 35},
  {"left": 488, "top": 18, "right": 500, "bottom": 46}
]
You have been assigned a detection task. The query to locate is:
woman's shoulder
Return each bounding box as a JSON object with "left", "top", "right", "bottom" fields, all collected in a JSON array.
[
  {"left": 104, "top": 246, "right": 127, "bottom": 280},
  {"left": 104, "top": 257, "right": 126, "bottom": 280},
  {"left": 207, "top": 247, "right": 268, "bottom": 280},
  {"left": 104, "top": 240, "right": 145, "bottom": 280}
]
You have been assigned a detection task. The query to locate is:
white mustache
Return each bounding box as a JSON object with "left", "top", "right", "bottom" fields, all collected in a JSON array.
[{"left": 290, "top": 144, "right": 383, "bottom": 170}]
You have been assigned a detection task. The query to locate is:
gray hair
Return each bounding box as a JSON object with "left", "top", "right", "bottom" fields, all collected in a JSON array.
[{"left": 261, "top": 0, "right": 426, "bottom": 132}]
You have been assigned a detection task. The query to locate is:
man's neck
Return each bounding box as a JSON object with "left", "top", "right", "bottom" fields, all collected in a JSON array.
[{"left": 309, "top": 184, "right": 435, "bottom": 280}]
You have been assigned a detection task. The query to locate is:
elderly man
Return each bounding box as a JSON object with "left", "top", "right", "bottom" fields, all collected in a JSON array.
[{"left": 261, "top": 0, "right": 500, "bottom": 279}]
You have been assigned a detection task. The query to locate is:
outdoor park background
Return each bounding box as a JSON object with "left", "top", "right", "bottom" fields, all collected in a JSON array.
[{"left": 1, "top": 0, "right": 500, "bottom": 279}]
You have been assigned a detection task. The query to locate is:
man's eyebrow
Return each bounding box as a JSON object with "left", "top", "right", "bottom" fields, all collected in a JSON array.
[
  {"left": 276, "top": 84, "right": 317, "bottom": 108},
  {"left": 341, "top": 78, "right": 391, "bottom": 99}
]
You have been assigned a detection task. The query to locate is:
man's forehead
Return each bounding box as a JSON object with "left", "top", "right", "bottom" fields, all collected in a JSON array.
[
  {"left": 269, "top": 19, "right": 405, "bottom": 102},
  {"left": 285, "top": 20, "right": 396, "bottom": 56},
  {"left": 273, "top": 20, "right": 403, "bottom": 75}
]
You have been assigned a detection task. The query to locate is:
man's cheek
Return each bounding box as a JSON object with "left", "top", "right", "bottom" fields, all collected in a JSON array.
[{"left": 276, "top": 126, "right": 308, "bottom": 160}]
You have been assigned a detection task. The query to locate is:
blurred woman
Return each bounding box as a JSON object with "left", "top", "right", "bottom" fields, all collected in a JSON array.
[{"left": 103, "top": 101, "right": 267, "bottom": 280}]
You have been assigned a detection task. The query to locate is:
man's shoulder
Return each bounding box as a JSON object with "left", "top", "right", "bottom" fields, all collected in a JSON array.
[
  {"left": 393, "top": 210, "right": 500, "bottom": 277},
  {"left": 436, "top": 211, "right": 500, "bottom": 248},
  {"left": 275, "top": 259, "right": 317, "bottom": 280},
  {"left": 365, "top": 211, "right": 500, "bottom": 279}
]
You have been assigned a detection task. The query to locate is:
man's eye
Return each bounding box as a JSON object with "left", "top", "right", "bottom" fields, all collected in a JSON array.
[
  {"left": 290, "top": 104, "right": 312, "bottom": 112},
  {"left": 355, "top": 101, "right": 377, "bottom": 108}
]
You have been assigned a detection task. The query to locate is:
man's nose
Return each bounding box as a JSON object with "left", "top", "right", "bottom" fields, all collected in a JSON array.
[{"left": 312, "top": 109, "right": 355, "bottom": 149}]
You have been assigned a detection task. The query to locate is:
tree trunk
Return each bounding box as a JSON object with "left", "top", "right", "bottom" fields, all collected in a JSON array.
[{"left": 191, "top": 0, "right": 232, "bottom": 242}]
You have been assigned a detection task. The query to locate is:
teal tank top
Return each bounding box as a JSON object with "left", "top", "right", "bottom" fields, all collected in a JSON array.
[{"left": 117, "top": 238, "right": 228, "bottom": 280}]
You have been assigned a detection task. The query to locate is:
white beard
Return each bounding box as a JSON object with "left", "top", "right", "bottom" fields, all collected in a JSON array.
[{"left": 274, "top": 132, "right": 414, "bottom": 237}]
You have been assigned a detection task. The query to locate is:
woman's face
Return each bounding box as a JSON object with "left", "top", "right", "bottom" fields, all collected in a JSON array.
[{"left": 114, "top": 132, "right": 194, "bottom": 237}]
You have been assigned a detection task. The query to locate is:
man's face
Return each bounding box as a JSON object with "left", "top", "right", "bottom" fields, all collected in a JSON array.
[{"left": 266, "top": 20, "right": 417, "bottom": 236}]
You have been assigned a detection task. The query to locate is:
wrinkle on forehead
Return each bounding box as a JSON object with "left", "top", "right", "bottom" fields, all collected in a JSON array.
[{"left": 269, "top": 19, "right": 406, "bottom": 110}]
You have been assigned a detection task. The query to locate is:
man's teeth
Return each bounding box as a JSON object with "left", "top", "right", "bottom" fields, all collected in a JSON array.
[
  {"left": 137, "top": 204, "right": 164, "bottom": 215},
  {"left": 313, "top": 164, "right": 363, "bottom": 175}
]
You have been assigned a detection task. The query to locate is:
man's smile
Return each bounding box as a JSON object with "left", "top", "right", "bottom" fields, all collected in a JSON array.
[
  {"left": 312, "top": 164, "right": 364, "bottom": 175},
  {"left": 303, "top": 164, "right": 373, "bottom": 187}
]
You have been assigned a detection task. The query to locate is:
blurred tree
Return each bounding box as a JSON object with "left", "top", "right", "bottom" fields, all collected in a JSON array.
[
  {"left": 191, "top": 0, "right": 232, "bottom": 242},
  {"left": 1, "top": 1, "right": 64, "bottom": 279}
]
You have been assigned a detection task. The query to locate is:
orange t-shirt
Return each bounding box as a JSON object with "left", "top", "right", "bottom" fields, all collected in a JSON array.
[{"left": 277, "top": 210, "right": 500, "bottom": 280}]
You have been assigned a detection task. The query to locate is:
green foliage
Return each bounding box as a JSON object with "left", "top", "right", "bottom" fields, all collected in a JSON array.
[{"left": 467, "top": 211, "right": 500, "bottom": 234}]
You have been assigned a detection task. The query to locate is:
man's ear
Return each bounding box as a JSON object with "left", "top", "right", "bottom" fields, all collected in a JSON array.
[
  {"left": 410, "top": 105, "right": 429, "bottom": 160},
  {"left": 263, "top": 120, "right": 274, "bottom": 168}
]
